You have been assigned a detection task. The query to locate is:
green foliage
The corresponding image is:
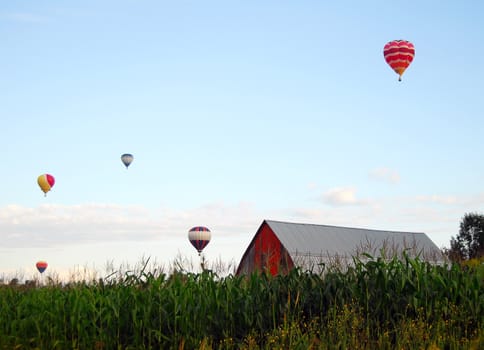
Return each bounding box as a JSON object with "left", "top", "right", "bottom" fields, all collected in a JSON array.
[
  {"left": 448, "top": 212, "right": 484, "bottom": 261},
  {"left": 0, "top": 256, "right": 482, "bottom": 349}
]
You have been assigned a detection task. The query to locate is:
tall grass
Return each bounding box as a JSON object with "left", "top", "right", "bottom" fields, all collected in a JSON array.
[{"left": 0, "top": 254, "right": 482, "bottom": 349}]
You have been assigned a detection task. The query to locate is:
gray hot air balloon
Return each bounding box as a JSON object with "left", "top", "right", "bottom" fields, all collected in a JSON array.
[{"left": 121, "top": 154, "right": 134, "bottom": 169}]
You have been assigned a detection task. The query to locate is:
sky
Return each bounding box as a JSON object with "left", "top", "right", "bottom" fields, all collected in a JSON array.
[{"left": 1, "top": 1, "right": 483, "bottom": 281}]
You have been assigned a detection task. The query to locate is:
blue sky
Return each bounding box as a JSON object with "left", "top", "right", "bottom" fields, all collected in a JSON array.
[{"left": 1, "top": 1, "right": 483, "bottom": 280}]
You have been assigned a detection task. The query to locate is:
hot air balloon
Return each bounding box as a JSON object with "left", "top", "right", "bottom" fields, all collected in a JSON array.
[
  {"left": 188, "top": 226, "right": 211, "bottom": 255},
  {"left": 37, "top": 174, "right": 55, "bottom": 196},
  {"left": 121, "top": 153, "right": 134, "bottom": 169},
  {"left": 383, "top": 40, "right": 415, "bottom": 81},
  {"left": 36, "top": 261, "right": 48, "bottom": 273}
]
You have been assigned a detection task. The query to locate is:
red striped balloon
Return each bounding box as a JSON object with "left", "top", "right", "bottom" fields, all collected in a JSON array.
[{"left": 383, "top": 40, "right": 415, "bottom": 81}]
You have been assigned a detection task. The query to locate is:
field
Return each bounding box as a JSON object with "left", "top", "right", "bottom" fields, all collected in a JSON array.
[{"left": 0, "top": 255, "right": 483, "bottom": 349}]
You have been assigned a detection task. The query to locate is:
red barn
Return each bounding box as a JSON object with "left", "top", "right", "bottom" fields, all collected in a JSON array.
[{"left": 236, "top": 220, "right": 443, "bottom": 276}]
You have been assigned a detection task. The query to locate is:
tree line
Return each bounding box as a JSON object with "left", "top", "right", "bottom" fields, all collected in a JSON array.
[{"left": 446, "top": 212, "right": 484, "bottom": 262}]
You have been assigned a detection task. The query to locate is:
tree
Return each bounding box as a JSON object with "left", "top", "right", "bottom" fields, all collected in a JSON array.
[{"left": 448, "top": 212, "right": 484, "bottom": 261}]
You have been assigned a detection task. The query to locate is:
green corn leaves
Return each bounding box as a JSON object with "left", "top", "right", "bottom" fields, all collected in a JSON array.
[{"left": 0, "top": 257, "right": 482, "bottom": 349}]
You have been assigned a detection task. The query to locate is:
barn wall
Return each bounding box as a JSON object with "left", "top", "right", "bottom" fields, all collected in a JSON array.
[{"left": 236, "top": 222, "right": 294, "bottom": 276}]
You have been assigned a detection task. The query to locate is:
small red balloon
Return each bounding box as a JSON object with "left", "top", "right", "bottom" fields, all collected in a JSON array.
[{"left": 36, "top": 261, "right": 48, "bottom": 273}]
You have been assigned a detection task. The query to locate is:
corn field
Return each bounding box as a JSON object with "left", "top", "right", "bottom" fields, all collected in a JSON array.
[{"left": 0, "top": 255, "right": 483, "bottom": 349}]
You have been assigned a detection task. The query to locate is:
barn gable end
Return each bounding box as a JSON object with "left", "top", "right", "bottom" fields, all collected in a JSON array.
[{"left": 236, "top": 221, "right": 294, "bottom": 275}]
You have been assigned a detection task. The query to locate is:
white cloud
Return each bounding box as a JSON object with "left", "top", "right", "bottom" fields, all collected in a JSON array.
[
  {"left": 322, "top": 187, "right": 365, "bottom": 206},
  {"left": 1, "top": 192, "right": 482, "bottom": 279},
  {"left": 369, "top": 167, "right": 400, "bottom": 184},
  {"left": 0, "top": 191, "right": 467, "bottom": 251},
  {"left": 0, "top": 202, "right": 263, "bottom": 280},
  {"left": 415, "top": 195, "right": 459, "bottom": 205},
  {"left": 0, "top": 202, "right": 259, "bottom": 249},
  {"left": 294, "top": 191, "right": 483, "bottom": 249},
  {"left": 415, "top": 193, "right": 484, "bottom": 207}
]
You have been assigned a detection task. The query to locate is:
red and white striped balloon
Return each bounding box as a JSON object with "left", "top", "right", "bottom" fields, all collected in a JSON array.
[
  {"left": 383, "top": 40, "right": 415, "bottom": 81},
  {"left": 188, "top": 226, "right": 211, "bottom": 255}
]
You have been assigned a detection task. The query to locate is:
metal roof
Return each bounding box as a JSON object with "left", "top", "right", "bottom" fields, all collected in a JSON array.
[{"left": 265, "top": 220, "right": 442, "bottom": 260}]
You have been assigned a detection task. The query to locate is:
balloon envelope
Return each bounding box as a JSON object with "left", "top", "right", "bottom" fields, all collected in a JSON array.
[
  {"left": 36, "top": 261, "right": 48, "bottom": 273},
  {"left": 188, "top": 226, "right": 211, "bottom": 254},
  {"left": 383, "top": 40, "right": 415, "bottom": 81},
  {"left": 121, "top": 154, "right": 134, "bottom": 168},
  {"left": 37, "top": 174, "right": 55, "bottom": 196}
]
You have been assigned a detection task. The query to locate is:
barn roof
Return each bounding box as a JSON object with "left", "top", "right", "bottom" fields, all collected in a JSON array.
[{"left": 265, "top": 219, "right": 442, "bottom": 261}]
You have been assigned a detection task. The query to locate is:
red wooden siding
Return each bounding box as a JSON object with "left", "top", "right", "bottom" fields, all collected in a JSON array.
[{"left": 236, "top": 222, "right": 294, "bottom": 275}]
